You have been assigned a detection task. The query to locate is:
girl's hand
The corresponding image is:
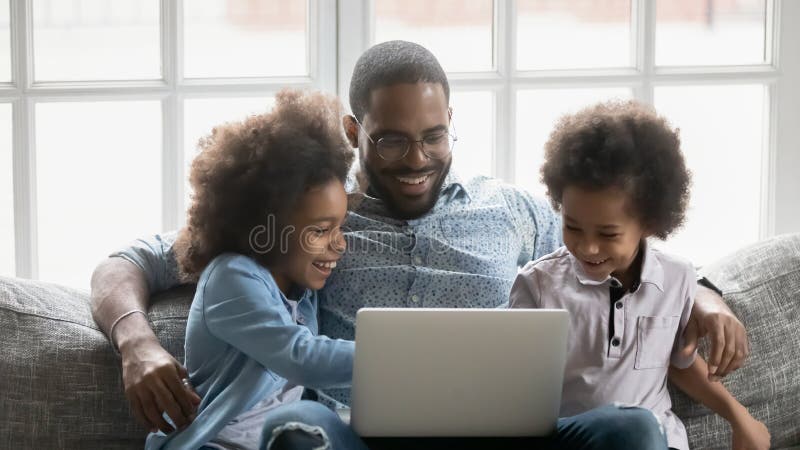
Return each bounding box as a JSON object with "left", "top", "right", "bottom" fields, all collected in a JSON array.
[{"left": 732, "top": 414, "right": 770, "bottom": 450}]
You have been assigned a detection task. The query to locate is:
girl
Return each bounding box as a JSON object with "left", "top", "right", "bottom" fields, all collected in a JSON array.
[
  {"left": 510, "top": 101, "right": 770, "bottom": 450},
  {"left": 145, "top": 89, "right": 364, "bottom": 449}
]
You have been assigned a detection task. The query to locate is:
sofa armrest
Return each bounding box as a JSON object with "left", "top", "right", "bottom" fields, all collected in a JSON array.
[{"left": 0, "top": 276, "right": 194, "bottom": 449}]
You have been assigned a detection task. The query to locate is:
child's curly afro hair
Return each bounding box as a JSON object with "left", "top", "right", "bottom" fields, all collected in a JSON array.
[
  {"left": 540, "top": 100, "right": 691, "bottom": 240},
  {"left": 175, "top": 88, "right": 354, "bottom": 277}
]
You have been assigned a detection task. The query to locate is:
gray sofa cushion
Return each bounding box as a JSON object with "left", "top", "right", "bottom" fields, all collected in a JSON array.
[
  {"left": 670, "top": 233, "right": 800, "bottom": 448},
  {"left": 0, "top": 277, "right": 193, "bottom": 449},
  {"left": 1, "top": 233, "right": 798, "bottom": 449}
]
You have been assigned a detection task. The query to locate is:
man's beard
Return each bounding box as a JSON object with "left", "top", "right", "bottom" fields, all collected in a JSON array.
[{"left": 361, "top": 158, "right": 452, "bottom": 220}]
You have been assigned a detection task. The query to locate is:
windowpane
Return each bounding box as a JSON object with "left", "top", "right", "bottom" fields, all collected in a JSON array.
[
  {"left": 0, "top": 0, "right": 10, "bottom": 82},
  {"left": 0, "top": 103, "right": 13, "bottom": 276},
  {"left": 656, "top": 0, "right": 767, "bottom": 66},
  {"left": 183, "top": 96, "right": 275, "bottom": 224},
  {"left": 450, "top": 91, "right": 493, "bottom": 179},
  {"left": 516, "top": 0, "right": 632, "bottom": 71},
  {"left": 515, "top": 88, "right": 633, "bottom": 196},
  {"left": 374, "top": 0, "right": 493, "bottom": 73},
  {"left": 184, "top": 1, "right": 307, "bottom": 78},
  {"left": 32, "top": 0, "right": 160, "bottom": 81},
  {"left": 36, "top": 101, "right": 162, "bottom": 289},
  {"left": 654, "top": 85, "right": 765, "bottom": 265}
]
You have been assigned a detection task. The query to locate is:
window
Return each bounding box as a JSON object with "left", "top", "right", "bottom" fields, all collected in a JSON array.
[
  {"left": 1, "top": 0, "right": 335, "bottom": 288},
  {"left": 1, "top": 0, "right": 798, "bottom": 288},
  {"left": 339, "top": 0, "right": 800, "bottom": 266}
]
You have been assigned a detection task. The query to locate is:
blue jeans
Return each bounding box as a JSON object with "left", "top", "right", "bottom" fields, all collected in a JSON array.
[{"left": 259, "top": 401, "right": 668, "bottom": 450}]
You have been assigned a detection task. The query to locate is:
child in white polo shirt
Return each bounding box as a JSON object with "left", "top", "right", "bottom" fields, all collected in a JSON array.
[{"left": 510, "top": 100, "right": 769, "bottom": 450}]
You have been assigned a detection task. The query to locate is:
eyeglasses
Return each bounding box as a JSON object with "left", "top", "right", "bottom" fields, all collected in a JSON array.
[{"left": 354, "top": 117, "right": 458, "bottom": 162}]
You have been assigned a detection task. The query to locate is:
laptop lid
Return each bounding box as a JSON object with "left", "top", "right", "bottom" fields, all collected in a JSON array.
[{"left": 350, "top": 308, "right": 569, "bottom": 437}]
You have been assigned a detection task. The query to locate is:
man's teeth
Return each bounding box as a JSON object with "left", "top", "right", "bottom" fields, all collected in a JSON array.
[
  {"left": 313, "top": 261, "right": 337, "bottom": 269},
  {"left": 395, "top": 175, "right": 429, "bottom": 185}
]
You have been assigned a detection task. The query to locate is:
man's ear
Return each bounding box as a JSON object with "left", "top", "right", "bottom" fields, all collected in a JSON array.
[{"left": 343, "top": 115, "right": 359, "bottom": 148}]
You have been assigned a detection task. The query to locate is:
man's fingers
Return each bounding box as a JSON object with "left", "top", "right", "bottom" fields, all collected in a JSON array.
[
  {"left": 142, "top": 390, "right": 174, "bottom": 434},
  {"left": 152, "top": 379, "right": 188, "bottom": 430},
  {"left": 719, "top": 323, "right": 750, "bottom": 377},
  {"left": 706, "top": 321, "right": 726, "bottom": 376},
  {"left": 162, "top": 367, "right": 196, "bottom": 422},
  {"left": 715, "top": 324, "right": 738, "bottom": 378},
  {"left": 680, "top": 319, "right": 700, "bottom": 357},
  {"left": 176, "top": 364, "right": 202, "bottom": 406},
  {"left": 129, "top": 391, "right": 155, "bottom": 432}
]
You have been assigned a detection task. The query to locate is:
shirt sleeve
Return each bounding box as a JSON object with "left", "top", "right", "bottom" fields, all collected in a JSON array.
[
  {"left": 509, "top": 262, "right": 542, "bottom": 309},
  {"left": 201, "top": 256, "right": 354, "bottom": 389},
  {"left": 671, "top": 262, "right": 699, "bottom": 369},
  {"left": 109, "top": 231, "right": 183, "bottom": 293},
  {"left": 505, "top": 188, "right": 563, "bottom": 266}
]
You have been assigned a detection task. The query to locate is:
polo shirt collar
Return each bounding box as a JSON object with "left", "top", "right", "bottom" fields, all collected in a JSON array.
[{"left": 571, "top": 240, "right": 664, "bottom": 292}]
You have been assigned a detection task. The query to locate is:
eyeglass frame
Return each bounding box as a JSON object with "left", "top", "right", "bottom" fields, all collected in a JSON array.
[{"left": 352, "top": 109, "right": 458, "bottom": 162}]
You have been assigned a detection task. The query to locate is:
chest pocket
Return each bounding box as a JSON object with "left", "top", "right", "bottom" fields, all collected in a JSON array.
[{"left": 634, "top": 315, "right": 679, "bottom": 370}]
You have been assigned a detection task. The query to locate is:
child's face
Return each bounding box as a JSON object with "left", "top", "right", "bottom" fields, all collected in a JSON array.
[
  {"left": 272, "top": 178, "right": 348, "bottom": 292},
  {"left": 561, "top": 185, "right": 648, "bottom": 284}
]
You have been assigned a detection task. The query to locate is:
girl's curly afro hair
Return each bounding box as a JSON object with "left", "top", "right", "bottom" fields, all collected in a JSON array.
[{"left": 174, "top": 88, "right": 354, "bottom": 277}]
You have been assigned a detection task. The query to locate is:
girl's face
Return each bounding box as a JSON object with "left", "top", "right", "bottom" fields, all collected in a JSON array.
[
  {"left": 270, "top": 178, "right": 348, "bottom": 293},
  {"left": 561, "top": 185, "right": 649, "bottom": 288}
]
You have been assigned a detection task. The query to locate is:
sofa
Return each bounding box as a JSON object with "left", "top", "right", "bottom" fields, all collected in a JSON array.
[{"left": 1, "top": 234, "right": 799, "bottom": 449}]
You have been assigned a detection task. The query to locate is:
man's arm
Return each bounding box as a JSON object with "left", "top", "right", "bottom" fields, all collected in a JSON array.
[
  {"left": 507, "top": 187, "right": 563, "bottom": 265},
  {"left": 677, "top": 286, "right": 749, "bottom": 380},
  {"left": 90, "top": 235, "right": 200, "bottom": 433}
]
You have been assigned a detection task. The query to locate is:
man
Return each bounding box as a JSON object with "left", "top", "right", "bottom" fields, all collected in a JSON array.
[{"left": 91, "top": 41, "right": 749, "bottom": 449}]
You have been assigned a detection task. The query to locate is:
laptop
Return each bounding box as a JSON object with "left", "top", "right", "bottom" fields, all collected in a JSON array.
[{"left": 346, "top": 307, "right": 569, "bottom": 437}]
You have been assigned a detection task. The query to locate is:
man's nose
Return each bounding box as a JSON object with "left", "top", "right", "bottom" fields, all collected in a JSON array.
[{"left": 402, "top": 140, "right": 429, "bottom": 169}]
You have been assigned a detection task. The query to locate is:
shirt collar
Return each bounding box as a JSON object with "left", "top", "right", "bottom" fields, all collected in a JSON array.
[
  {"left": 284, "top": 284, "right": 313, "bottom": 302},
  {"left": 571, "top": 240, "right": 664, "bottom": 292},
  {"left": 441, "top": 171, "right": 471, "bottom": 203}
]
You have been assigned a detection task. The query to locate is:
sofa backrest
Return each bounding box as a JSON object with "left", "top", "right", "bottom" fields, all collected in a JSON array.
[{"left": 670, "top": 233, "right": 800, "bottom": 448}]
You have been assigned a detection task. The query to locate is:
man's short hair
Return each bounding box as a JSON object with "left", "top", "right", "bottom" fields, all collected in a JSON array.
[{"left": 349, "top": 40, "right": 450, "bottom": 121}]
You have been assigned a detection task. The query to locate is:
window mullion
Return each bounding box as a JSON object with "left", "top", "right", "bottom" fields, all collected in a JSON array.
[
  {"left": 161, "top": 0, "right": 180, "bottom": 232},
  {"left": 638, "top": 0, "right": 656, "bottom": 105},
  {"left": 337, "top": 0, "right": 370, "bottom": 109},
  {"left": 11, "top": 0, "right": 37, "bottom": 279},
  {"left": 773, "top": 0, "right": 800, "bottom": 234},
  {"left": 313, "top": 0, "right": 337, "bottom": 94},
  {"left": 495, "top": 0, "right": 515, "bottom": 184}
]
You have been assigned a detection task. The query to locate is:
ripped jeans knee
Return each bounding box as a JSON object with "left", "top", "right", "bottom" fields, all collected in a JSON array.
[
  {"left": 259, "top": 400, "right": 368, "bottom": 450},
  {"left": 265, "top": 421, "right": 331, "bottom": 450}
]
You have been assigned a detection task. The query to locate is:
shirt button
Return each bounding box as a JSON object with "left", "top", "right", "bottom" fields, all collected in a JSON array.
[
  {"left": 413, "top": 256, "right": 423, "bottom": 265},
  {"left": 615, "top": 301, "right": 623, "bottom": 310},
  {"left": 410, "top": 295, "right": 420, "bottom": 303},
  {"left": 611, "top": 337, "right": 621, "bottom": 347}
]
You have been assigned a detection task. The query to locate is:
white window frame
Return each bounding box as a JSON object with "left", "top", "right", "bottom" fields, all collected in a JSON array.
[
  {"left": 338, "top": 0, "right": 800, "bottom": 238},
  {"left": 1, "top": 0, "right": 337, "bottom": 279},
  {"left": 2, "top": 0, "right": 799, "bottom": 282}
]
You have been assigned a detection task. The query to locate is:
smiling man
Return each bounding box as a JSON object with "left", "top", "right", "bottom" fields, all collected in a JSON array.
[{"left": 91, "top": 41, "right": 749, "bottom": 450}]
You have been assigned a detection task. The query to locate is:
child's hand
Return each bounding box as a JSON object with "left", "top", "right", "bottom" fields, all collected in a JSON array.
[{"left": 732, "top": 414, "right": 770, "bottom": 450}]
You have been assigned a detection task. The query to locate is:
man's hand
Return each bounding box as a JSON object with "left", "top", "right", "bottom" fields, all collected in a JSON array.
[
  {"left": 679, "top": 286, "right": 749, "bottom": 381},
  {"left": 120, "top": 336, "right": 201, "bottom": 434}
]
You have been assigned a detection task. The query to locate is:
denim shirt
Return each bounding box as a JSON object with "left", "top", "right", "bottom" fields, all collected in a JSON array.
[
  {"left": 145, "top": 253, "right": 354, "bottom": 450},
  {"left": 114, "top": 174, "right": 562, "bottom": 405}
]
